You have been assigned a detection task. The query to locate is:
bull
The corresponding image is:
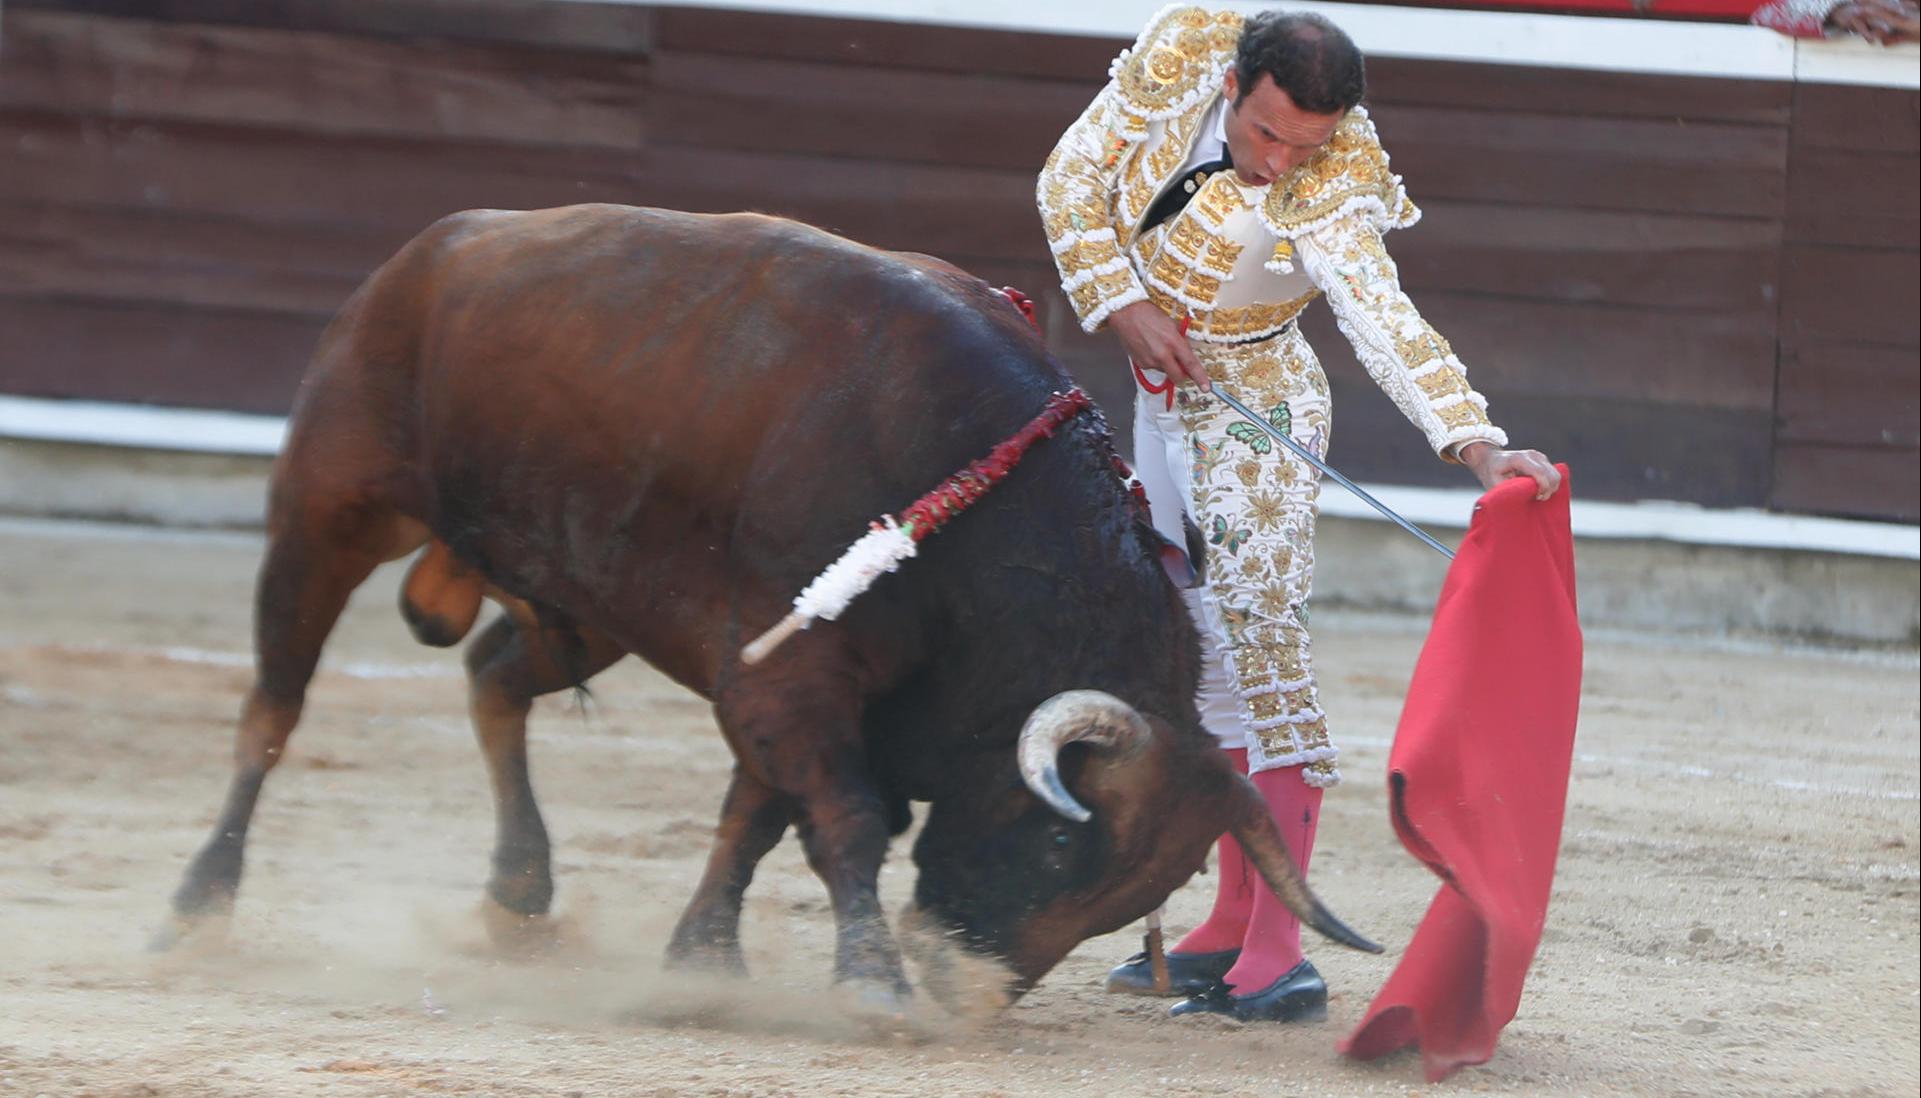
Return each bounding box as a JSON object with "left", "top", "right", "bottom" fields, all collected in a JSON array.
[{"left": 158, "top": 204, "right": 1378, "bottom": 1008}]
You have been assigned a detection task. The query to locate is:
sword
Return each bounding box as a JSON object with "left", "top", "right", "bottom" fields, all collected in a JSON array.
[{"left": 1211, "top": 384, "right": 1457, "bottom": 561}]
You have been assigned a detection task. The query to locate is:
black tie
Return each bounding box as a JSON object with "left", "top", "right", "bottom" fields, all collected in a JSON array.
[{"left": 1141, "top": 146, "right": 1234, "bottom": 235}]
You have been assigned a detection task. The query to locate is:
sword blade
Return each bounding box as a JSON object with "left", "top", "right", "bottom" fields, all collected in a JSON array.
[{"left": 1212, "top": 385, "right": 1456, "bottom": 561}]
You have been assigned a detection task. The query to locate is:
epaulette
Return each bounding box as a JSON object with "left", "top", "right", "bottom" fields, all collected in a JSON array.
[
  {"left": 1107, "top": 5, "right": 1244, "bottom": 139},
  {"left": 1257, "top": 107, "right": 1421, "bottom": 270}
]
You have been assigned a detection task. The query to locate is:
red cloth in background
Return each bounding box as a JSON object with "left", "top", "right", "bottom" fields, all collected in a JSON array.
[{"left": 1338, "top": 469, "right": 1583, "bottom": 1083}]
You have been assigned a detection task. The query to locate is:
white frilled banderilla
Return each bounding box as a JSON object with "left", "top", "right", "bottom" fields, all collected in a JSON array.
[{"left": 741, "top": 387, "right": 1099, "bottom": 665}]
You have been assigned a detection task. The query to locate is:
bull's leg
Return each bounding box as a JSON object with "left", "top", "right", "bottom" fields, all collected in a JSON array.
[
  {"left": 716, "top": 679, "right": 908, "bottom": 1003},
  {"left": 664, "top": 768, "right": 793, "bottom": 974},
  {"left": 463, "top": 613, "right": 624, "bottom": 945},
  {"left": 798, "top": 779, "right": 909, "bottom": 1001},
  {"left": 158, "top": 507, "right": 416, "bottom": 947}
]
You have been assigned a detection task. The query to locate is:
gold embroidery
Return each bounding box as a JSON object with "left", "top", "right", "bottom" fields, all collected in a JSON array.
[
  {"left": 1250, "top": 692, "right": 1286, "bottom": 721},
  {"left": 1273, "top": 645, "right": 1304, "bottom": 676},
  {"left": 1193, "top": 175, "right": 1250, "bottom": 223},
  {"left": 1184, "top": 291, "right": 1319, "bottom": 343},
  {"left": 1144, "top": 283, "right": 1181, "bottom": 319},
  {"left": 1185, "top": 272, "right": 1223, "bottom": 305},
  {"left": 1119, "top": 152, "right": 1157, "bottom": 235},
  {"left": 1112, "top": 6, "right": 1242, "bottom": 124},
  {"left": 1415, "top": 367, "right": 1469, "bottom": 401},
  {"left": 1270, "top": 546, "right": 1294, "bottom": 577},
  {"left": 1247, "top": 490, "right": 1287, "bottom": 531},
  {"left": 1149, "top": 248, "right": 1190, "bottom": 291},
  {"left": 1117, "top": 104, "right": 1202, "bottom": 241},
  {"left": 1239, "top": 355, "right": 1283, "bottom": 395},
  {"left": 1145, "top": 46, "right": 1184, "bottom": 84},
  {"left": 1167, "top": 217, "right": 1211, "bottom": 261},
  {"left": 1393, "top": 324, "right": 1454, "bottom": 367},
  {"left": 1234, "top": 649, "right": 1268, "bottom": 681},
  {"left": 1146, "top": 130, "right": 1188, "bottom": 186},
  {"left": 1198, "top": 236, "right": 1242, "bottom": 277},
  {"left": 1263, "top": 109, "right": 1416, "bottom": 235},
  {"left": 1439, "top": 402, "right": 1490, "bottom": 430}
]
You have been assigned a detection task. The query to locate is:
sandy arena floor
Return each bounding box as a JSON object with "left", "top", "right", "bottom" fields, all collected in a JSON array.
[{"left": 0, "top": 517, "right": 1915, "bottom": 1097}]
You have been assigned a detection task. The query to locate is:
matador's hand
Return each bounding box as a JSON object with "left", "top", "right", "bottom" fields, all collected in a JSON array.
[
  {"left": 1109, "top": 301, "right": 1210, "bottom": 391},
  {"left": 1828, "top": 0, "right": 1920, "bottom": 44},
  {"left": 1459, "top": 442, "right": 1561, "bottom": 501}
]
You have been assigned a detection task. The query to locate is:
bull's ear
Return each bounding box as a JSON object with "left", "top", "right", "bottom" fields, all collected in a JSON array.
[{"left": 1143, "top": 515, "right": 1206, "bottom": 589}]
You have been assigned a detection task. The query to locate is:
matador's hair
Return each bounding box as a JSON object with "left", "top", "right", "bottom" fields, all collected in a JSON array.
[{"left": 1235, "top": 11, "right": 1367, "bottom": 115}]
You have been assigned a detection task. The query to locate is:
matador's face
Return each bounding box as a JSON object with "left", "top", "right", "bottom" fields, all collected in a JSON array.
[{"left": 1219, "top": 70, "right": 1345, "bottom": 188}]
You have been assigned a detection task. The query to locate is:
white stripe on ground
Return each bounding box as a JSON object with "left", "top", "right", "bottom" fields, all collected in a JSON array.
[{"left": 1341, "top": 734, "right": 1920, "bottom": 802}]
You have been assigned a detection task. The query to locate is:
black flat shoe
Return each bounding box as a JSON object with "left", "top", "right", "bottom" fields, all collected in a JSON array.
[
  {"left": 1167, "top": 981, "right": 1234, "bottom": 1016},
  {"left": 1104, "top": 936, "right": 1240, "bottom": 997},
  {"left": 1221, "top": 959, "right": 1327, "bottom": 1023}
]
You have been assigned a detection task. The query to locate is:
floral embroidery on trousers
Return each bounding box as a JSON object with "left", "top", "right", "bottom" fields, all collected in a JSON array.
[{"left": 1136, "top": 326, "right": 1340, "bottom": 788}]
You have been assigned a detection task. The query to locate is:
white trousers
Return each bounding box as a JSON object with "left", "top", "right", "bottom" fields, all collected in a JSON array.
[{"left": 1128, "top": 328, "right": 1340, "bottom": 787}]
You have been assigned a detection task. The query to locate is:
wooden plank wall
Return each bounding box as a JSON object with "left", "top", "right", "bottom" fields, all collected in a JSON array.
[
  {"left": 1772, "top": 83, "right": 1920, "bottom": 520},
  {"left": 0, "top": 1, "right": 1914, "bottom": 520}
]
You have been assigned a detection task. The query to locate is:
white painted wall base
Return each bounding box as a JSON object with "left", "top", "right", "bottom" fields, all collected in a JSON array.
[
  {"left": 2, "top": 423, "right": 1914, "bottom": 645},
  {"left": 4, "top": 394, "right": 1912, "bottom": 559}
]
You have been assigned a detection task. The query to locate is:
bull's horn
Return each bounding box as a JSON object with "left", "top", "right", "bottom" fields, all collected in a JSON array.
[
  {"left": 1225, "top": 772, "right": 1384, "bottom": 954},
  {"left": 1017, "top": 690, "right": 1151, "bottom": 823}
]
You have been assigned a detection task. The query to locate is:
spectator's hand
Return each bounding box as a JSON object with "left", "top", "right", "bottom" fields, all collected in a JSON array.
[
  {"left": 1110, "top": 301, "right": 1210, "bottom": 391},
  {"left": 1459, "top": 443, "right": 1561, "bottom": 501},
  {"left": 1828, "top": 0, "right": 1921, "bottom": 44}
]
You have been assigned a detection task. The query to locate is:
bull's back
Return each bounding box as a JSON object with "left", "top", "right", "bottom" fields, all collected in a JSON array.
[{"left": 295, "top": 204, "right": 1039, "bottom": 690}]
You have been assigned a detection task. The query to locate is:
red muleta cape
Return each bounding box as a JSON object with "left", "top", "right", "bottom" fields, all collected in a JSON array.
[{"left": 1339, "top": 469, "right": 1582, "bottom": 1082}]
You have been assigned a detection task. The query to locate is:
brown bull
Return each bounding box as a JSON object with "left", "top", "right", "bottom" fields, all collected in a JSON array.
[{"left": 158, "top": 204, "right": 1377, "bottom": 1007}]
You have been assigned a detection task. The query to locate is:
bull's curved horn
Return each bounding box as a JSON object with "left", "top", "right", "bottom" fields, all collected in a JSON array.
[
  {"left": 1017, "top": 690, "right": 1151, "bottom": 823},
  {"left": 1225, "top": 772, "right": 1384, "bottom": 954}
]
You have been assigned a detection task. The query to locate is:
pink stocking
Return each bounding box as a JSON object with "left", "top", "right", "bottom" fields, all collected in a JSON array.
[
  {"left": 1171, "top": 748, "right": 1254, "bottom": 955},
  {"left": 1221, "top": 763, "right": 1322, "bottom": 993}
]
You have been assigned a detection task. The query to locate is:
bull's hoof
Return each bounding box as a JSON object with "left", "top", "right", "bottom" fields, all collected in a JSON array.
[
  {"left": 896, "top": 910, "right": 1014, "bottom": 1021},
  {"left": 148, "top": 908, "right": 232, "bottom": 954},
  {"left": 835, "top": 979, "right": 922, "bottom": 1040},
  {"left": 478, "top": 894, "right": 560, "bottom": 959},
  {"left": 662, "top": 942, "right": 749, "bottom": 978}
]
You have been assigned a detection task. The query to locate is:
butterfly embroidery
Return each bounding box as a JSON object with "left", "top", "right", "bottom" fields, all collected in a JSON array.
[
  {"left": 1224, "top": 422, "right": 1271, "bottom": 455},
  {"left": 1225, "top": 404, "right": 1295, "bottom": 456},
  {"left": 1208, "top": 514, "right": 1250, "bottom": 555},
  {"left": 1191, "top": 436, "right": 1224, "bottom": 482},
  {"left": 1302, "top": 424, "right": 1328, "bottom": 461},
  {"left": 1267, "top": 403, "right": 1292, "bottom": 437}
]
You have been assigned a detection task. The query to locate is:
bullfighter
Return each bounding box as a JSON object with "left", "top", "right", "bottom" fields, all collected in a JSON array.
[{"left": 1036, "top": 4, "right": 1560, "bottom": 1022}]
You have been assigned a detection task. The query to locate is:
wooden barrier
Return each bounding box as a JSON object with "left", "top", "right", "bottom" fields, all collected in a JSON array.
[{"left": 0, "top": 0, "right": 1913, "bottom": 519}]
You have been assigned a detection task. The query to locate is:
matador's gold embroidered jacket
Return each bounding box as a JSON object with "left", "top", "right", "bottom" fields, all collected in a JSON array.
[{"left": 1036, "top": 3, "right": 1508, "bottom": 458}]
